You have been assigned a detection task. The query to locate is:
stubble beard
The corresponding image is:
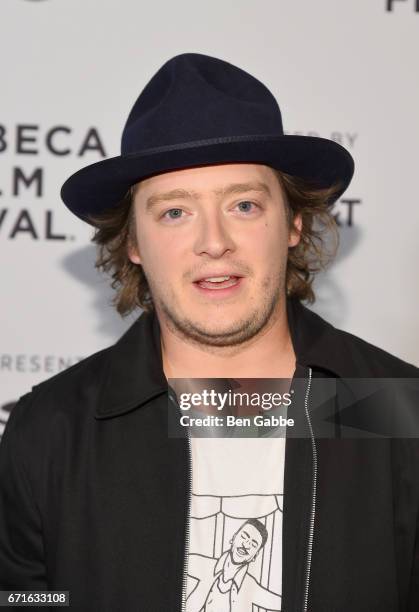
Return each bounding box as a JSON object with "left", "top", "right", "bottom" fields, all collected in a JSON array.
[{"left": 151, "top": 272, "right": 285, "bottom": 350}]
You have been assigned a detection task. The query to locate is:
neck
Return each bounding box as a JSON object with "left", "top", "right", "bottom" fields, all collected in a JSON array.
[
  {"left": 223, "top": 553, "right": 244, "bottom": 579},
  {"left": 159, "top": 299, "right": 296, "bottom": 379}
]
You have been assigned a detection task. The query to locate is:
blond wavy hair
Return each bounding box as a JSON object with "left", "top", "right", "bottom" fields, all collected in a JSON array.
[{"left": 86, "top": 168, "right": 342, "bottom": 316}]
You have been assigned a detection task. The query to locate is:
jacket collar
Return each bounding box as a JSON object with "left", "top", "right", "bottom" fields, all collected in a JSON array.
[{"left": 95, "top": 297, "right": 343, "bottom": 419}]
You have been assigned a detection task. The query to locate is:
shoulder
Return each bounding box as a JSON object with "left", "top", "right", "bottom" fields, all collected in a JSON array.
[
  {"left": 289, "top": 298, "right": 419, "bottom": 378},
  {"left": 7, "top": 343, "right": 113, "bottom": 437},
  {"left": 32, "top": 343, "right": 111, "bottom": 395},
  {"left": 333, "top": 326, "right": 419, "bottom": 377}
]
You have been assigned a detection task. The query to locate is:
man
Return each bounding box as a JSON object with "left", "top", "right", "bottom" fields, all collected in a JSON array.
[
  {"left": 0, "top": 52, "right": 418, "bottom": 612},
  {"left": 186, "top": 519, "right": 281, "bottom": 611}
]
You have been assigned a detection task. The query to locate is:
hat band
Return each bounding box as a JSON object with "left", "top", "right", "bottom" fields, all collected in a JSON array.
[{"left": 123, "top": 133, "right": 283, "bottom": 158}]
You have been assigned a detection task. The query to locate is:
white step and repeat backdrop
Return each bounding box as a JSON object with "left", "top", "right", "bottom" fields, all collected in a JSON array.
[{"left": 1, "top": 0, "right": 418, "bottom": 435}]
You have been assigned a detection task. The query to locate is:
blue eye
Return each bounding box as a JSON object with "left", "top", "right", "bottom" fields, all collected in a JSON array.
[
  {"left": 236, "top": 201, "right": 257, "bottom": 213},
  {"left": 163, "top": 208, "right": 183, "bottom": 220},
  {"left": 162, "top": 201, "right": 258, "bottom": 220}
]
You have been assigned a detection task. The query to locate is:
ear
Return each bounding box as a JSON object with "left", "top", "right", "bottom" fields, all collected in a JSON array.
[
  {"left": 288, "top": 212, "right": 302, "bottom": 248},
  {"left": 127, "top": 240, "right": 142, "bottom": 265}
]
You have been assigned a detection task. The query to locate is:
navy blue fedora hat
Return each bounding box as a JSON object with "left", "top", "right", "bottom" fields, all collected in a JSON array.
[{"left": 61, "top": 52, "right": 354, "bottom": 226}]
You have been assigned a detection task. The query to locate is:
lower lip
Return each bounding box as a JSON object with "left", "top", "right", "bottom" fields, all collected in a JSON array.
[{"left": 193, "top": 277, "right": 243, "bottom": 298}]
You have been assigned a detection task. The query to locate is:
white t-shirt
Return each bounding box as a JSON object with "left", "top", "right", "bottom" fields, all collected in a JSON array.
[{"left": 185, "top": 436, "right": 284, "bottom": 612}]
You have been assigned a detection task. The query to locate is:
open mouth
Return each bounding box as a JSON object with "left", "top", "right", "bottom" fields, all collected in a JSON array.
[
  {"left": 195, "top": 275, "right": 240, "bottom": 290},
  {"left": 193, "top": 275, "right": 243, "bottom": 296}
]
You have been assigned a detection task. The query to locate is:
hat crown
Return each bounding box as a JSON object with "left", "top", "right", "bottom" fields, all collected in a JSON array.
[
  {"left": 121, "top": 53, "right": 284, "bottom": 155},
  {"left": 61, "top": 52, "right": 354, "bottom": 225}
]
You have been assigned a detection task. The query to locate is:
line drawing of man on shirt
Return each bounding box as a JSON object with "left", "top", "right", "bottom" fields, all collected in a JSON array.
[{"left": 186, "top": 518, "right": 282, "bottom": 612}]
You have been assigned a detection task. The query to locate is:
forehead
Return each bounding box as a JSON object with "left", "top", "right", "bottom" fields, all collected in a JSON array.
[
  {"left": 132, "top": 163, "right": 280, "bottom": 203},
  {"left": 238, "top": 524, "right": 262, "bottom": 539}
]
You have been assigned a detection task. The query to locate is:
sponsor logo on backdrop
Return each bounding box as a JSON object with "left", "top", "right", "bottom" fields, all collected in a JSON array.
[
  {"left": 386, "top": 0, "right": 419, "bottom": 10},
  {"left": 285, "top": 130, "right": 361, "bottom": 226},
  {"left": 0, "top": 123, "right": 106, "bottom": 240},
  {"left": 333, "top": 197, "right": 361, "bottom": 228},
  {"left": 1, "top": 353, "right": 85, "bottom": 373}
]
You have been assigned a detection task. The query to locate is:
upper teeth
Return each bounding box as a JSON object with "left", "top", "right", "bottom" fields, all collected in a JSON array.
[{"left": 203, "top": 276, "right": 231, "bottom": 282}]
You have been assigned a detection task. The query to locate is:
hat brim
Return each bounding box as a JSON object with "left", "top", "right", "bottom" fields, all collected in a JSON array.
[{"left": 61, "top": 135, "right": 354, "bottom": 226}]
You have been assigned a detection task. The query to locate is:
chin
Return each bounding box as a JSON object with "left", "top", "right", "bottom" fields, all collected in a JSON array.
[{"left": 193, "top": 317, "right": 242, "bottom": 332}]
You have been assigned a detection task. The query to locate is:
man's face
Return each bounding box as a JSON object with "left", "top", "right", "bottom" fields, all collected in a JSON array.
[
  {"left": 230, "top": 523, "right": 263, "bottom": 564},
  {"left": 128, "top": 163, "right": 301, "bottom": 347}
]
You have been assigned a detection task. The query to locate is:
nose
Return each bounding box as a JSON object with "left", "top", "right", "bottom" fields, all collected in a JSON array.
[{"left": 193, "top": 209, "right": 236, "bottom": 258}]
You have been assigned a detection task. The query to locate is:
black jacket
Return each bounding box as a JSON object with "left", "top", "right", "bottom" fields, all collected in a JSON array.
[{"left": 0, "top": 297, "right": 418, "bottom": 612}]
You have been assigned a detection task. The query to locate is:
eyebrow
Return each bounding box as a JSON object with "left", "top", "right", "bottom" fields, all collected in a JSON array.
[{"left": 145, "top": 181, "right": 272, "bottom": 213}]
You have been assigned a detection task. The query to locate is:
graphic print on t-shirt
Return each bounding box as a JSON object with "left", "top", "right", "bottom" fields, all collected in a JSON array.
[{"left": 185, "top": 437, "right": 284, "bottom": 612}]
